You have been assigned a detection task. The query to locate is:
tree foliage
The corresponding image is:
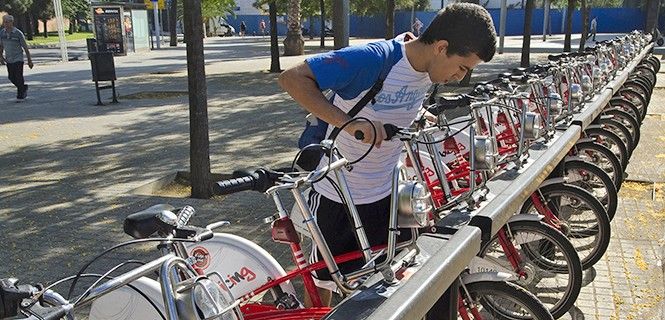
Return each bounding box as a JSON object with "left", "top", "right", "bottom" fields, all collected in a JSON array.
[
  {"left": 0, "top": 0, "right": 33, "bottom": 14},
  {"left": 201, "top": 0, "right": 236, "bottom": 19},
  {"left": 254, "top": 0, "right": 429, "bottom": 17}
]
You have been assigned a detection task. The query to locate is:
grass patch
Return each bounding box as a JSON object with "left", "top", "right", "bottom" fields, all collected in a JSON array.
[{"left": 27, "top": 32, "right": 93, "bottom": 45}]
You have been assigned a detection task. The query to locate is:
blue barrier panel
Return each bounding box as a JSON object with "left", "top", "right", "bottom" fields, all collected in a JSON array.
[{"left": 226, "top": 8, "right": 645, "bottom": 39}]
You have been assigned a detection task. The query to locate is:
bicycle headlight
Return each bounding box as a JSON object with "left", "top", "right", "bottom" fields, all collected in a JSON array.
[
  {"left": 570, "top": 83, "right": 583, "bottom": 103},
  {"left": 548, "top": 92, "right": 563, "bottom": 116},
  {"left": 397, "top": 181, "right": 431, "bottom": 228},
  {"left": 592, "top": 66, "right": 602, "bottom": 85},
  {"left": 581, "top": 75, "right": 593, "bottom": 94},
  {"left": 473, "top": 135, "right": 497, "bottom": 170},
  {"left": 524, "top": 112, "right": 542, "bottom": 140},
  {"left": 192, "top": 278, "right": 240, "bottom": 320}
]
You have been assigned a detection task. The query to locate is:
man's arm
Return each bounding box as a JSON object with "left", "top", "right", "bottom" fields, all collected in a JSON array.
[
  {"left": 0, "top": 43, "right": 5, "bottom": 65},
  {"left": 278, "top": 62, "right": 387, "bottom": 146},
  {"left": 19, "top": 33, "right": 32, "bottom": 68}
]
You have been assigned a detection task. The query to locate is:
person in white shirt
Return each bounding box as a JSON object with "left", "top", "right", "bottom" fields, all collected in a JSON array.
[{"left": 279, "top": 3, "right": 497, "bottom": 306}]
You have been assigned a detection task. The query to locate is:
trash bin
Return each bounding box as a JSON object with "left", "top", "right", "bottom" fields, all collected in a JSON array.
[
  {"left": 89, "top": 51, "right": 116, "bottom": 82},
  {"left": 86, "top": 38, "right": 98, "bottom": 54}
]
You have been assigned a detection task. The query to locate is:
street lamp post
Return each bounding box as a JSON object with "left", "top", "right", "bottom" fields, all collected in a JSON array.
[
  {"left": 52, "top": 0, "right": 68, "bottom": 62},
  {"left": 152, "top": 0, "right": 161, "bottom": 49}
]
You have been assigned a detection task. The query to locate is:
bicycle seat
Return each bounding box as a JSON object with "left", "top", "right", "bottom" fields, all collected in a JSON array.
[{"left": 123, "top": 204, "right": 177, "bottom": 239}]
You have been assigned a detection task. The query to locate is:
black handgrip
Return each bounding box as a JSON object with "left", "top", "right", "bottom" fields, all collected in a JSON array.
[
  {"left": 354, "top": 123, "right": 401, "bottom": 141},
  {"left": 383, "top": 124, "right": 400, "bottom": 140},
  {"left": 214, "top": 174, "right": 258, "bottom": 195}
]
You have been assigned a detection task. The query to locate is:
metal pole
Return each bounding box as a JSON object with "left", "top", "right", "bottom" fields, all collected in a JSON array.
[
  {"left": 52, "top": 0, "right": 68, "bottom": 62},
  {"left": 543, "top": 0, "right": 549, "bottom": 41},
  {"left": 499, "top": 0, "right": 507, "bottom": 54},
  {"left": 153, "top": 0, "right": 161, "bottom": 49}
]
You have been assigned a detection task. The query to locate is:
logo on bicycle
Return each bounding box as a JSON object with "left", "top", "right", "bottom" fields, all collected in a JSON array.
[
  {"left": 190, "top": 246, "right": 211, "bottom": 270},
  {"left": 225, "top": 267, "right": 257, "bottom": 289}
]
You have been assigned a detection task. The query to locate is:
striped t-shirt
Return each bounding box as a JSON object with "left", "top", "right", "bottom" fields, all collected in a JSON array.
[{"left": 305, "top": 38, "right": 432, "bottom": 204}]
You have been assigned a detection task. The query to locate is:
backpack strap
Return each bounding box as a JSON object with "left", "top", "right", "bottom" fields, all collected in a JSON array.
[{"left": 328, "top": 40, "right": 399, "bottom": 140}]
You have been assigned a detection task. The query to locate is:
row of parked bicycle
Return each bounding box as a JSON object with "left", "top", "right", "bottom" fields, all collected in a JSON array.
[{"left": 0, "top": 31, "right": 659, "bottom": 320}]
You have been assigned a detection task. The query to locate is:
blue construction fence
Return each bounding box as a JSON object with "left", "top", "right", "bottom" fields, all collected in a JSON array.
[{"left": 224, "top": 8, "right": 646, "bottom": 39}]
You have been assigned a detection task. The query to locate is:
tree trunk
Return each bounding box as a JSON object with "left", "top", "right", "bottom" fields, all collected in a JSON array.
[
  {"left": 42, "top": 19, "right": 48, "bottom": 38},
  {"left": 521, "top": 0, "right": 534, "bottom": 67},
  {"left": 284, "top": 0, "right": 304, "bottom": 56},
  {"left": 170, "top": 0, "right": 178, "bottom": 46},
  {"left": 386, "top": 0, "right": 395, "bottom": 39},
  {"left": 269, "top": 1, "right": 281, "bottom": 73},
  {"left": 563, "top": 0, "right": 574, "bottom": 52},
  {"left": 183, "top": 0, "right": 213, "bottom": 199},
  {"left": 26, "top": 12, "right": 34, "bottom": 40},
  {"left": 68, "top": 20, "right": 74, "bottom": 34},
  {"left": 308, "top": 15, "right": 314, "bottom": 39},
  {"left": 578, "top": 0, "right": 588, "bottom": 52},
  {"left": 320, "top": 0, "right": 325, "bottom": 48},
  {"left": 645, "top": 0, "right": 661, "bottom": 34},
  {"left": 33, "top": 15, "right": 39, "bottom": 35}
]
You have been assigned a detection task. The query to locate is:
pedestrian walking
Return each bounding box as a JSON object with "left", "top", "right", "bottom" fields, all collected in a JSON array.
[
  {"left": 0, "top": 15, "right": 33, "bottom": 102},
  {"left": 412, "top": 17, "right": 424, "bottom": 37},
  {"left": 259, "top": 19, "right": 266, "bottom": 37},
  {"left": 589, "top": 16, "right": 597, "bottom": 42},
  {"left": 240, "top": 21, "right": 247, "bottom": 37}
]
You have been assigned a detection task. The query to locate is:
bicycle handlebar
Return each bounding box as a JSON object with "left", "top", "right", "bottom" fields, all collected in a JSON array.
[{"left": 213, "top": 169, "right": 284, "bottom": 196}]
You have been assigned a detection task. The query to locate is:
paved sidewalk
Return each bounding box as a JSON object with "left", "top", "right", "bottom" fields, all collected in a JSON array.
[{"left": 1, "top": 34, "right": 664, "bottom": 318}]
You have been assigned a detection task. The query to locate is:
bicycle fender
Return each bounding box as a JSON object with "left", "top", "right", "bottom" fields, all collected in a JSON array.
[
  {"left": 461, "top": 271, "right": 514, "bottom": 284},
  {"left": 507, "top": 213, "right": 545, "bottom": 224}
]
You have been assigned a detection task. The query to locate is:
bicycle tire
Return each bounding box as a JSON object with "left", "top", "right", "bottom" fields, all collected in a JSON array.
[
  {"left": 595, "top": 117, "right": 635, "bottom": 155},
  {"left": 602, "top": 108, "right": 641, "bottom": 149},
  {"left": 584, "top": 127, "right": 629, "bottom": 171},
  {"left": 643, "top": 56, "right": 660, "bottom": 74},
  {"left": 634, "top": 66, "right": 656, "bottom": 88},
  {"left": 626, "top": 76, "right": 654, "bottom": 97},
  {"left": 520, "top": 183, "right": 611, "bottom": 269},
  {"left": 609, "top": 95, "right": 644, "bottom": 124},
  {"left": 478, "top": 220, "right": 582, "bottom": 318},
  {"left": 563, "top": 159, "right": 618, "bottom": 221},
  {"left": 460, "top": 280, "right": 554, "bottom": 320},
  {"left": 647, "top": 55, "right": 661, "bottom": 73},
  {"left": 573, "top": 141, "right": 624, "bottom": 190},
  {"left": 615, "top": 87, "right": 648, "bottom": 120}
]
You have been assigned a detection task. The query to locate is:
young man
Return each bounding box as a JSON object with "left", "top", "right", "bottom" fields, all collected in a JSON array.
[
  {"left": 0, "top": 15, "right": 33, "bottom": 101},
  {"left": 278, "top": 3, "right": 496, "bottom": 304}
]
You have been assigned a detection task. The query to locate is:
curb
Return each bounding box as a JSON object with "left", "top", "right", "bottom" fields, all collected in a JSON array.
[{"left": 28, "top": 39, "right": 87, "bottom": 49}]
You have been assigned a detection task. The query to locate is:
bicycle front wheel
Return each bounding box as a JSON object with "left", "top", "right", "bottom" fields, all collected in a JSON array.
[
  {"left": 520, "top": 183, "right": 611, "bottom": 269},
  {"left": 478, "top": 220, "right": 582, "bottom": 318},
  {"left": 459, "top": 280, "right": 554, "bottom": 320}
]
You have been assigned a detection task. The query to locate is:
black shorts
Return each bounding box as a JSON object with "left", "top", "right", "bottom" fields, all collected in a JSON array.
[{"left": 307, "top": 190, "right": 412, "bottom": 281}]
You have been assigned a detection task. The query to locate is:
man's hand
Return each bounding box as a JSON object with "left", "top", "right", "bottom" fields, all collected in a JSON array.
[
  {"left": 27, "top": 60, "right": 33, "bottom": 69},
  {"left": 344, "top": 120, "right": 387, "bottom": 148}
]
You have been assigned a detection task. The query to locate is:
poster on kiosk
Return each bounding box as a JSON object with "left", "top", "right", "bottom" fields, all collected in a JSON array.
[{"left": 92, "top": 6, "right": 127, "bottom": 56}]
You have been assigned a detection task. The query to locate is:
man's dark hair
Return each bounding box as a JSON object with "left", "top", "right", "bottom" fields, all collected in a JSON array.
[{"left": 419, "top": 3, "right": 497, "bottom": 62}]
